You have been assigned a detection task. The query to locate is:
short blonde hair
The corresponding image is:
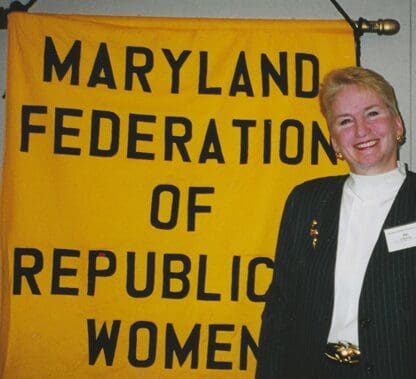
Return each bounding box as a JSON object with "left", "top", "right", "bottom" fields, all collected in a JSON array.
[{"left": 319, "top": 66, "right": 400, "bottom": 125}]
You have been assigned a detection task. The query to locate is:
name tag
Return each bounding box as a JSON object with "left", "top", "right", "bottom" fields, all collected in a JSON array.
[{"left": 384, "top": 222, "right": 416, "bottom": 252}]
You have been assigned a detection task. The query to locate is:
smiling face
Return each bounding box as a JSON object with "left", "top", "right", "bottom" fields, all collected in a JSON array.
[{"left": 329, "top": 84, "right": 403, "bottom": 175}]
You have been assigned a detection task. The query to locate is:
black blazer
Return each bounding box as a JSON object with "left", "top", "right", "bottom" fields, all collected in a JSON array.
[{"left": 256, "top": 170, "right": 416, "bottom": 379}]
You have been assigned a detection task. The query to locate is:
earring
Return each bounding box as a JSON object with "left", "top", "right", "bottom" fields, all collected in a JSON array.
[
  {"left": 396, "top": 134, "right": 405, "bottom": 145},
  {"left": 335, "top": 152, "right": 344, "bottom": 160}
]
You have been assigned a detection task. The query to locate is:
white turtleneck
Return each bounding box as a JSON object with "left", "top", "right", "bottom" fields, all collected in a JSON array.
[{"left": 327, "top": 162, "right": 406, "bottom": 346}]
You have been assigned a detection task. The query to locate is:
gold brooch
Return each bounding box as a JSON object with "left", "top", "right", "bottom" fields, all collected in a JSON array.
[
  {"left": 309, "top": 219, "right": 319, "bottom": 249},
  {"left": 325, "top": 341, "right": 361, "bottom": 364}
]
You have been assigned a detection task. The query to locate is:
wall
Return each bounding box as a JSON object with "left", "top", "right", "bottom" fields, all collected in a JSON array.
[{"left": 0, "top": 0, "right": 414, "bottom": 169}]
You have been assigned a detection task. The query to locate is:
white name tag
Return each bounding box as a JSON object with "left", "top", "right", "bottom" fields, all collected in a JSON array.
[{"left": 384, "top": 222, "right": 416, "bottom": 252}]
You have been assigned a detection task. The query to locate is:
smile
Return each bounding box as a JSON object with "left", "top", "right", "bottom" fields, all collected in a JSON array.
[{"left": 354, "top": 139, "right": 378, "bottom": 149}]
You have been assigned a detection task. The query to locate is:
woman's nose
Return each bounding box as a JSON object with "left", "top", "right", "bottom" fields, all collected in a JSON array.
[{"left": 355, "top": 118, "right": 370, "bottom": 137}]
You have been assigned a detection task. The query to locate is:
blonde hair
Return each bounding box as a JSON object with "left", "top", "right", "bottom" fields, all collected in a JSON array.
[{"left": 319, "top": 66, "right": 400, "bottom": 125}]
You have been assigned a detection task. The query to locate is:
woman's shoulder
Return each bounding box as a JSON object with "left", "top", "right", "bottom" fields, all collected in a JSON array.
[
  {"left": 293, "top": 174, "right": 348, "bottom": 193},
  {"left": 406, "top": 170, "right": 416, "bottom": 180},
  {"left": 284, "top": 174, "right": 348, "bottom": 205}
]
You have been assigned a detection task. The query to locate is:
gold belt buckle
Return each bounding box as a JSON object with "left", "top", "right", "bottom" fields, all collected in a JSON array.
[{"left": 325, "top": 341, "right": 361, "bottom": 364}]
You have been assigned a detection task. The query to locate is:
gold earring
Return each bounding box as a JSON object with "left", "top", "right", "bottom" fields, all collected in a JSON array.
[
  {"left": 396, "top": 134, "right": 405, "bottom": 145},
  {"left": 335, "top": 152, "right": 344, "bottom": 160}
]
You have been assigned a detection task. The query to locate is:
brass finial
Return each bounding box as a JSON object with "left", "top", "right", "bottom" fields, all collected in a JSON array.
[{"left": 355, "top": 18, "right": 400, "bottom": 36}]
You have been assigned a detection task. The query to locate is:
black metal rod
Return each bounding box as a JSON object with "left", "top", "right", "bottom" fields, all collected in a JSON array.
[
  {"left": 0, "top": 0, "right": 38, "bottom": 29},
  {"left": 0, "top": 0, "right": 401, "bottom": 36}
]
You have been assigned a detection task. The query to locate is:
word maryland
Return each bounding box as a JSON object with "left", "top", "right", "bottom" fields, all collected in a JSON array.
[{"left": 43, "top": 36, "right": 319, "bottom": 97}]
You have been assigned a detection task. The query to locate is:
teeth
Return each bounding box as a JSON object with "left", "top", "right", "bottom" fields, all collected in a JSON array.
[{"left": 356, "top": 140, "right": 377, "bottom": 149}]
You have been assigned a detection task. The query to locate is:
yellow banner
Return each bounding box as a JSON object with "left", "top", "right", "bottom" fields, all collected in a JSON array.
[{"left": 1, "top": 13, "right": 354, "bottom": 378}]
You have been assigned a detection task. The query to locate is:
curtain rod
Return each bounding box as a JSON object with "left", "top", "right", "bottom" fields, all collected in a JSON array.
[{"left": 0, "top": 0, "right": 401, "bottom": 34}]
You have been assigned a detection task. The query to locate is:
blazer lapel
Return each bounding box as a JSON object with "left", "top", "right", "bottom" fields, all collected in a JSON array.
[
  {"left": 362, "top": 171, "right": 416, "bottom": 270},
  {"left": 383, "top": 171, "right": 416, "bottom": 229},
  {"left": 314, "top": 176, "right": 347, "bottom": 258}
]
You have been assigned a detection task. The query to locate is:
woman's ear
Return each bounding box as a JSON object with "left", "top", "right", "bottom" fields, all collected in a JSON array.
[
  {"left": 394, "top": 115, "right": 404, "bottom": 136},
  {"left": 330, "top": 135, "right": 339, "bottom": 153}
]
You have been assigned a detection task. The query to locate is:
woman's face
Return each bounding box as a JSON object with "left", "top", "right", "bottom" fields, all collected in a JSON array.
[{"left": 329, "top": 84, "right": 403, "bottom": 175}]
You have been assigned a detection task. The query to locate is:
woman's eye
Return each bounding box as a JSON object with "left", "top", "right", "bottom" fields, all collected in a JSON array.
[
  {"left": 339, "top": 118, "right": 352, "bottom": 126},
  {"left": 367, "top": 110, "right": 379, "bottom": 117}
]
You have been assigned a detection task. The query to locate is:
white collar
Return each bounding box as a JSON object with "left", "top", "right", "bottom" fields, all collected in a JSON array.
[{"left": 346, "top": 161, "right": 406, "bottom": 202}]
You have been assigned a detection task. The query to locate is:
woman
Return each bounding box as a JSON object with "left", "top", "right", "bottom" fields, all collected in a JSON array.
[{"left": 256, "top": 66, "right": 416, "bottom": 378}]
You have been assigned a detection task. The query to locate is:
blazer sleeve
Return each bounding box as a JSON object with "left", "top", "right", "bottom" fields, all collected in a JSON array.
[{"left": 256, "top": 187, "right": 305, "bottom": 378}]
